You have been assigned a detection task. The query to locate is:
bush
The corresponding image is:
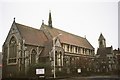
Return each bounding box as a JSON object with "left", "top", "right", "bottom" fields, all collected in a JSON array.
[
  {"left": 56, "top": 69, "right": 67, "bottom": 77},
  {"left": 27, "top": 62, "right": 51, "bottom": 77}
]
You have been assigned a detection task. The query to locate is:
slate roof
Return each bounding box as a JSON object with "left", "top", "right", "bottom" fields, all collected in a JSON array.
[
  {"left": 42, "top": 25, "right": 94, "bottom": 50},
  {"left": 14, "top": 22, "right": 94, "bottom": 57},
  {"left": 40, "top": 41, "right": 52, "bottom": 57},
  {"left": 15, "top": 23, "right": 48, "bottom": 46}
]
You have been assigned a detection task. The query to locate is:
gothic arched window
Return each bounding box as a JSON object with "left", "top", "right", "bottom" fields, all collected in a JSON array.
[
  {"left": 31, "top": 49, "right": 37, "bottom": 64},
  {"left": 8, "top": 36, "right": 17, "bottom": 63}
]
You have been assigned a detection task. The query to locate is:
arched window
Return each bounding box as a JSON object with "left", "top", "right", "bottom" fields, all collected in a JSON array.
[
  {"left": 8, "top": 36, "right": 17, "bottom": 63},
  {"left": 31, "top": 49, "right": 37, "bottom": 64}
]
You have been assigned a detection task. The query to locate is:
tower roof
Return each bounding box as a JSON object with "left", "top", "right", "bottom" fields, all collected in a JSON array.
[
  {"left": 48, "top": 11, "right": 52, "bottom": 27},
  {"left": 98, "top": 33, "right": 105, "bottom": 41}
]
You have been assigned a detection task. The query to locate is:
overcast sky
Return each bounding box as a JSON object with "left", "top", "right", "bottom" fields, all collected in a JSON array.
[{"left": 0, "top": 0, "right": 119, "bottom": 53}]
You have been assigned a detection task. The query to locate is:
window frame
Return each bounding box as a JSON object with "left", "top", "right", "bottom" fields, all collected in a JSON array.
[
  {"left": 7, "top": 36, "right": 18, "bottom": 65},
  {"left": 30, "top": 49, "right": 37, "bottom": 64}
]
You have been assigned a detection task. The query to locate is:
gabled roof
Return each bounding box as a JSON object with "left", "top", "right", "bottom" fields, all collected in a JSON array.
[
  {"left": 42, "top": 25, "right": 94, "bottom": 50},
  {"left": 97, "top": 46, "right": 113, "bottom": 56},
  {"left": 113, "top": 48, "right": 120, "bottom": 55},
  {"left": 98, "top": 33, "right": 105, "bottom": 41},
  {"left": 15, "top": 23, "right": 48, "bottom": 46}
]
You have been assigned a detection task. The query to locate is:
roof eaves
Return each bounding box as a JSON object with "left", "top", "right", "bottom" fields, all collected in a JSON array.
[
  {"left": 15, "top": 23, "right": 24, "bottom": 39},
  {"left": 25, "top": 43, "right": 44, "bottom": 47},
  {"left": 84, "top": 38, "right": 95, "bottom": 50}
]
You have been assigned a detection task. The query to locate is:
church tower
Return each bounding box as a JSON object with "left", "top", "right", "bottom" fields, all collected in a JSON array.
[
  {"left": 48, "top": 11, "right": 52, "bottom": 28},
  {"left": 98, "top": 33, "right": 106, "bottom": 48}
]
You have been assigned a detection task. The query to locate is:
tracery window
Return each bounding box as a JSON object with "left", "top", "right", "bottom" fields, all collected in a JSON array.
[{"left": 8, "top": 36, "right": 17, "bottom": 64}]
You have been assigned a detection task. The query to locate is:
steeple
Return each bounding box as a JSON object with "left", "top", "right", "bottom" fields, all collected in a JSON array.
[
  {"left": 98, "top": 33, "right": 105, "bottom": 41},
  {"left": 48, "top": 10, "right": 52, "bottom": 28},
  {"left": 98, "top": 33, "right": 106, "bottom": 48}
]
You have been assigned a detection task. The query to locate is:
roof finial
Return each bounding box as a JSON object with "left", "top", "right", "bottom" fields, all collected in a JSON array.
[
  {"left": 42, "top": 20, "right": 44, "bottom": 25},
  {"left": 48, "top": 10, "right": 52, "bottom": 28},
  {"left": 13, "top": 17, "right": 15, "bottom": 22}
]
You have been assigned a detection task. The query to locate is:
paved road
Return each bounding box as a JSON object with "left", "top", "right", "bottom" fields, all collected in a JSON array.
[
  {"left": 2, "top": 76, "right": 120, "bottom": 80},
  {"left": 58, "top": 76, "right": 120, "bottom": 80}
]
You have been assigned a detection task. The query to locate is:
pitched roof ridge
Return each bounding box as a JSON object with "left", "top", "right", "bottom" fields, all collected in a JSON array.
[
  {"left": 98, "top": 47, "right": 112, "bottom": 50},
  {"left": 43, "top": 25, "right": 94, "bottom": 49},
  {"left": 106, "top": 46, "right": 112, "bottom": 49},
  {"left": 42, "top": 24, "right": 84, "bottom": 39},
  {"left": 53, "top": 26, "right": 85, "bottom": 39},
  {"left": 15, "top": 22, "right": 41, "bottom": 32}
]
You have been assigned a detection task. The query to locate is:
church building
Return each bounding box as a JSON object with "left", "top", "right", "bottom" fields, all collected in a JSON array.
[
  {"left": 95, "top": 33, "right": 117, "bottom": 74},
  {"left": 2, "top": 12, "right": 94, "bottom": 79}
]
